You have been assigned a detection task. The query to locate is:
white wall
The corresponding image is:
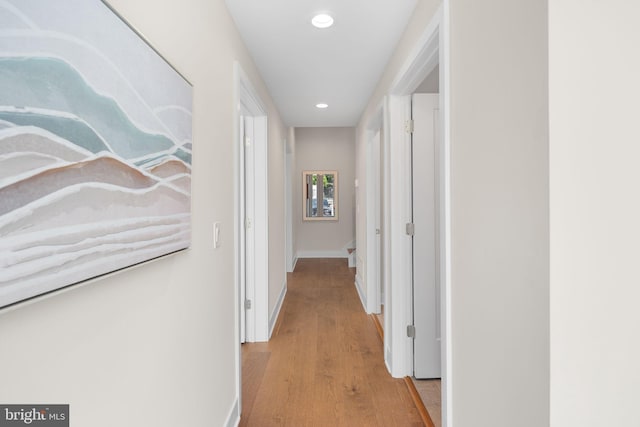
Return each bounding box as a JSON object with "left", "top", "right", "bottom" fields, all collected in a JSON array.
[
  {"left": 357, "top": 0, "right": 550, "bottom": 425},
  {"left": 549, "top": 2, "right": 640, "bottom": 426},
  {"left": 294, "top": 127, "right": 355, "bottom": 258},
  {"left": 449, "top": 1, "right": 549, "bottom": 426},
  {"left": 0, "top": 1, "right": 287, "bottom": 426}
]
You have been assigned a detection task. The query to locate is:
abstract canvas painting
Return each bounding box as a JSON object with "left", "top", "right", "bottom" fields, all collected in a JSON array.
[{"left": 0, "top": 0, "right": 193, "bottom": 308}]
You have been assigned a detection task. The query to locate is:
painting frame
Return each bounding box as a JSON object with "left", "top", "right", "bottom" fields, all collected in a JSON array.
[{"left": 0, "top": 0, "right": 194, "bottom": 309}]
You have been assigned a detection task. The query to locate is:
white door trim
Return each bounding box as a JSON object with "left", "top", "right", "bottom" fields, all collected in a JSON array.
[
  {"left": 385, "top": 94, "right": 414, "bottom": 378},
  {"left": 235, "top": 63, "right": 269, "bottom": 343},
  {"left": 285, "top": 141, "right": 294, "bottom": 273},
  {"left": 251, "top": 115, "right": 269, "bottom": 343},
  {"left": 233, "top": 61, "right": 270, "bottom": 414},
  {"left": 239, "top": 115, "right": 247, "bottom": 344},
  {"left": 365, "top": 123, "right": 383, "bottom": 314},
  {"left": 363, "top": 133, "right": 374, "bottom": 311},
  {"left": 243, "top": 116, "right": 256, "bottom": 341},
  {"left": 385, "top": 4, "right": 453, "bottom": 427},
  {"left": 411, "top": 93, "right": 441, "bottom": 379}
]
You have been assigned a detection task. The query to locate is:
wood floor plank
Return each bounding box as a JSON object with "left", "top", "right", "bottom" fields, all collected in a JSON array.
[
  {"left": 412, "top": 379, "right": 442, "bottom": 427},
  {"left": 240, "top": 349, "right": 271, "bottom": 424},
  {"left": 240, "top": 258, "right": 425, "bottom": 426}
]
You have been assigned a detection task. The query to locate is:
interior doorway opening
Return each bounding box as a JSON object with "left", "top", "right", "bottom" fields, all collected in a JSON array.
[
  {"left": 234, "top": 62, "right": 270, "bottom": 418},
  {"left": 375, "top": 5, "right": 451, "bottom": 427},
  {"left": 365, "top": 115, "right": 385, "bottom": 317}
]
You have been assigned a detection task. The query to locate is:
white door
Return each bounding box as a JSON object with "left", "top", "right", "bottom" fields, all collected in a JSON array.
[
  {"left": 411, "top": 93, "right": 441, "bottom": 379},
  {"left": 285, "top": 149, "right": 294, "bottom": 273},
  {"left": 241, "top": 115, "right": 256, "bottom": 343},
  {"left": 373, "top": 130, "right": 383, "bottom": 309},
  {"left": 240, "top": 116, "right": 246, "bottom": 343}
]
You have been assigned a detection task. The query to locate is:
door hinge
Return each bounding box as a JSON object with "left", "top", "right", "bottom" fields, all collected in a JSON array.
[
  {"left": 245, "top": 299, "right": 252, "bottom": 310},
  {"left": 245, "top": 217, "right": 252, "bottom": 229},
  {"left": 405, "top": 223, "right": 415, "bottom": 236},
  {"left": 405, "top": 119, "right": 414, "bottom": 134},
  {"left": 407, "top": 324, "right": 416, "bottom": 338}
]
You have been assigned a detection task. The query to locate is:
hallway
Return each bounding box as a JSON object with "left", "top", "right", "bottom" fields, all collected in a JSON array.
[{"left": 240, "top": 258, "right": 424, "bottom": 426}]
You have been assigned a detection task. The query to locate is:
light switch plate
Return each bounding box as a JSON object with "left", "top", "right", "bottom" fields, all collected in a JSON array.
[{"left": 213, "top": 222, "right": 221, "bottom": 248}]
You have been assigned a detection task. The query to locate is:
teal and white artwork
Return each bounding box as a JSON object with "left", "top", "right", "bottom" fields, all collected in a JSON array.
[{"left": 0, "top": 0, "right": 193, "bottom": 308}]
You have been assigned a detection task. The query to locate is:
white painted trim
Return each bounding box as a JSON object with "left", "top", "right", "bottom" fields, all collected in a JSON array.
[
  {"left": 296, "top": 250, "right": 347, "bottom": 259},
  {"left": 292, "top": 256, "right": 299, "bottom": 271},
  {"left": 365, "top": 111, "right": 383, "bottom": 315},
  {"left": 233, "top": 61, "right": 270, "bottom": 426},
  {"left": 382, "top": 95, "right": 393, "bottom": 378},
  {"left": 224, "top": 397, "right": 240, "bottom": 427},
  {"left": 384, "top": 5, "right": 452, "bottom": 427},
  {"left": 348, "top": 251, "right": 357, "bottom": 268},
  {"left": 253, "top": 116, "right": 270, "bottom": 342},
  {"left": 367, "top": 100, "right": 385, "bottom": 131},
  {"left": 441, "top": 2, "right": 453, "bottom": 425},
  {"left": 232, "top": 62, "right": 243, "bottom": 424},
  {"left": 354, "top": 275, "right": 367, "bottom": 311},
  {"left": 269, "top": 280, "right": 287, "bottom": 338},
  {"left": 285, "top": 147, "right": 294, "bottom": 273},
  {"left": 243, "top": 116, "right": 255, "bottom": 343},
  {"left": 385, "top": 345, "right": 393, "bottom": 374},
  {"left": 365, "top": 137, "right": 375, "bottom": 312},
  {"left": 234, "top": 65, "right": 269, "bottom": 343},
  {"left": 389, "top": 13, "right": 440, "bottom": 96},
  {"left": 237, "top": 66, "right": 267, "bottom": 114},
  {"left": 386, "top": 94, "right": 414, "bottom": 378}
]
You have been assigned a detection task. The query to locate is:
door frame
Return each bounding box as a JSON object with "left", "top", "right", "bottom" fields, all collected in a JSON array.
[
  {"left": 365, "top": 128, "right": 384, "bottom": 313},
  {"left": 384, "top": 5, "right": 453, "bottom": 427},
  {"left": 365, "top": 111, "right": 384, "bottom": 314},
  {"left": 234, "top": 63, "right": 269, "bottom": 344},
  {"left": 233, "top": 60, "right": 270, "bottom": 415},
  {"left": 285, "top": 137, "right": 294, "bottom": 273},
  {"left": 410, "top": 93, "right": 441, "bottom": 379}
]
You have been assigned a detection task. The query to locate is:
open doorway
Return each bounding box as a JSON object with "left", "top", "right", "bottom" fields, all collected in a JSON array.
[
  {"left": 410, "top": 66, "right": 442, "bottom": 426},
  {"left": 365, "top": 115, "right": 384, "bottom": 318},
  {"left": 234, "top": 62, "right": 270, "bottom": 418},
  {"left": 379, "top": 5, "right": 451, "bottom": 427}
]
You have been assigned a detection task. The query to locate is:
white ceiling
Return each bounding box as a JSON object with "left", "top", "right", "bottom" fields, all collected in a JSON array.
[{"left": 225, "top": 0, "right": 418, "bottom": 128}]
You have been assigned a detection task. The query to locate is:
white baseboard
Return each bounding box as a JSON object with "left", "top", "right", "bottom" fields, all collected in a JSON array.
[
  {"left": 354, "top": 275, "right": 367, "bottom": 312},
  {"left": 385, "top": 347, "right": 392, "bottom": 375},
  {"left": 287, "top": 253, "right": 296, "bottom": 273},
  {"left": 296, "top": 250, "right": 347, "bottom": 259},
  {"left": 269, "top": 279, "right": 287, "bottom": 338},
  {"left": 292, "top": 255, "right": 298, "bottom": 271},
  {"left": 224, "top": 396, "right": 240, "bottom": 427},
  {"left": 348, "top": 249, "right": 357, "bottom": 267}
]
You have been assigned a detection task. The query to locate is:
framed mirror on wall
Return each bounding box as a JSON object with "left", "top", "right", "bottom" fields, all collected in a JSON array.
[{"left": 303, "top": 170, "right": 338, "bottom": 221}]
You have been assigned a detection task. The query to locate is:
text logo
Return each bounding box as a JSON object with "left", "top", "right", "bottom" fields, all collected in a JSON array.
[{"left": 0, "top": 405, "right": 68, "bottom": 427}]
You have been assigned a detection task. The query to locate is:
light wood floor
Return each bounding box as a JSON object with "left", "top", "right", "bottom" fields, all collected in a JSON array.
[
  {"left": 376, "top": 308, "right": 442, "bottom": 427},
  {"left": 240, "top": 258, "right": 424, "bottom": 426},
  {"left": 412, "top": 379, "right": 441, "bottom": 427}
]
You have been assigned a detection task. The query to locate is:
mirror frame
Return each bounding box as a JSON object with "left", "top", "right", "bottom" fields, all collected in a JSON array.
[{"left": 302, "top": 170, "right": 338, "bottom": 221}]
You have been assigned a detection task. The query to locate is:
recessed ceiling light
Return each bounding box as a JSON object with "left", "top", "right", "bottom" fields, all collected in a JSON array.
[
  {"left": 311, "top": 14, "right": 334, "bottom": 29},
  {"left": 316, "top": 103, "right": 329, "bottom": 109}
]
